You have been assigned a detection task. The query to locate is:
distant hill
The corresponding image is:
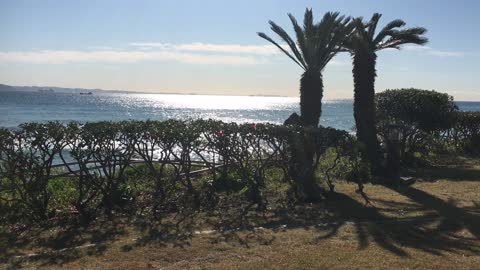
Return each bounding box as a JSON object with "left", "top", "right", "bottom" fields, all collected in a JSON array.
[
  {"left": 0, "top": 83, "right": 135, "bottom": 94},
  {"left": 0, "top": 83, "right": 293, "bottom": 97},
  {"left": 0, "top": 84, "right": 16, "bottom": 92}
]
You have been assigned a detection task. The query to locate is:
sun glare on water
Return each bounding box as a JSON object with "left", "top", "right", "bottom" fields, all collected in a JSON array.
[{"left": 133, "top": 94, "right": 298, "bottom": 111}]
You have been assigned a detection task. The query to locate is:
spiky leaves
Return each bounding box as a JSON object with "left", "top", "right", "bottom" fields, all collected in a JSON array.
[
  {"left": 258, "top": 9, "right": 353, "bottom": 127},
  {"left": 346, "top": 13, "right": 428, "bottom": 176},
  {"left": 345, "top": 13, "right": 428, "bottom": 55}
]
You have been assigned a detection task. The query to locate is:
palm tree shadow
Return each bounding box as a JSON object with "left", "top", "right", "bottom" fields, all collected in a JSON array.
[
  {"left": 388, "top": 186, "right": 480, "bottom": 239},
  {"left": 316, "top": 190, "right": 480, "bottom": 257}
]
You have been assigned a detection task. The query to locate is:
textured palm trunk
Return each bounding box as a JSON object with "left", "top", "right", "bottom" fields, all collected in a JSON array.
[
  {"left": 352, "top": 51, "right": 381, "bottom": 175},
  {"left": 300, "top": 70, "right": 324, "bottom": 127},
  {"left": 289, "top": 70, "right": 324, "bottom": 201}
]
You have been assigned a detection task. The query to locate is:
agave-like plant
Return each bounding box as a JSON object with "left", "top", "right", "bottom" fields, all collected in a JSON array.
[
  {"left": 345, "top": 13, "right": 428, "bottom": 175},
  {"left": 258, "top": 9, "right": 353, "bottom": 127}
]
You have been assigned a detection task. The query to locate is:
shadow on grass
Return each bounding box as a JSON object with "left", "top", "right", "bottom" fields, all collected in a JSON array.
[
  {"left": 413, "top": 155, "right": 480, "bottom": 182},
  {"left": 391, "top": 186, "right": 480, "bottom": 239},
  {"left": 315, "top": 186, "right": 480, "bottom": 257},
  {"left": 0, "top": 220, "right": 126, "bottom": 268},
  {"left": 416, "top": 166, "right": 480, "bottom": 182},
  {"left": 3, "top": 184, "right": 480, "bottom": 268}
]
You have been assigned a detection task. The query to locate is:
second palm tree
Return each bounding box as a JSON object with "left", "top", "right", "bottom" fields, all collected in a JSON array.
[{"left": 345, "top": 13, "right": 428, "bottom": 177}]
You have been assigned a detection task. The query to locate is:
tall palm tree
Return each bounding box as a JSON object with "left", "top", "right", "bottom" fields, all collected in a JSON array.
[
  {"left": 258, "top": 9, "right": 352, "bottom": 201},
  {"left": 258, "top": 9, "right": 352, "bottom": 127},
  {"left": 345, "top": 14, "right": 428, "bottom": 176}
]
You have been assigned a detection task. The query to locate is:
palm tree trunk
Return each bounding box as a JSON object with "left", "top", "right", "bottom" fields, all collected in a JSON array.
[
  {"left": 352, "top": 51, "right": 381, "bottom": 176},
  {"left": 289, "top": 70, "right": 324, "bottom": 201},
  {"left": 300, "top": 70, "right": 323, "bottom": 127}
]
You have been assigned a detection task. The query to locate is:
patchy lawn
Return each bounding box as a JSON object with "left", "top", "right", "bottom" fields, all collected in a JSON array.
[{"left": 2, "top": 157, "right": 479, "bottom": 270}]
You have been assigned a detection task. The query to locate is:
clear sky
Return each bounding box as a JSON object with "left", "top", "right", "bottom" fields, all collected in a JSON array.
[{"left": 0, "top": 0, "right": 479, "bottom": 100}]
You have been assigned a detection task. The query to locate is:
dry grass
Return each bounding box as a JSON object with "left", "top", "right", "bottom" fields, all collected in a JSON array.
[{"left": 2, "top": 156, "right": 479, "bottom": 270}]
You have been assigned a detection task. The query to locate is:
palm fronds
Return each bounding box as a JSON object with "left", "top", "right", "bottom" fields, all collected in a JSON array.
[
  {"left": 258, "top": 9, "right": 352, "bottom": 72},
  {"left": 378, "top": 27, "right": 428, "bottom": 49},
  {"left": 345, "top": 14, "right": 428, "bottom": 52}
]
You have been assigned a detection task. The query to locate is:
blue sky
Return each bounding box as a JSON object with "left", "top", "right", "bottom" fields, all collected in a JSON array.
[{"left": 0, "top": 0, "right": 479, "bottom": 100}]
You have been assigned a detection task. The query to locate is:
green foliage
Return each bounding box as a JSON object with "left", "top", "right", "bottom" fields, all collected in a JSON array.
[
  {"left": 316, "top": 136, "right": 372, "bottom": 191},
  {"left": 0, "top": 122, "right": 66, "bottom": 220},
  {"left": 0, "top": 119, "right": 359, "bottom": 223},
  {"left": 344, "top": 13, "right": 428, "bottom": 54},
  {"left": 375, "top": 88, "right": 459, "bottom": 163},
  {"left": 257, "top": 9, "right": 353, "bottom": 73},
  {"left": 376, "top": 89, "right": 458, "bottom": 133},
  {"left": 452, "top": 111, "right": 480, "bottom": 155},
  {"left": 47, "top": 177, "right": 77, "bottom": 213}
]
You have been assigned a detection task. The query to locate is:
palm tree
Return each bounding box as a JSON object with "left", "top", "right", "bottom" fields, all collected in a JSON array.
[
  {"left": 258, "top": 9, "right": 352, "bottom": 201},
  {"left": 345, "top": 14, "right": 428, "bottom": 176},
  {"left": 258, "top": 9, "right": 352, "bottom": 127}
]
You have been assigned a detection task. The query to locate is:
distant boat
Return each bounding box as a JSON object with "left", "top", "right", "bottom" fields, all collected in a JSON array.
[{"left": 80, "top": 92, "right": 93, "bottom": 95}]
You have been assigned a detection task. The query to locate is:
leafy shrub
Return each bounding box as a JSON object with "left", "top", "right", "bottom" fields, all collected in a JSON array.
[
  {"left": 316, "top": 134, "right": 371, "bottom": 191},
  {"left": 0, "top": 119, "right": 359, "bottom": 223},
  {"left": 375, "top": 88, "right": 458, "bottom": 162},
  {"left": 47, "top": 177, "right": 78, "bottom": 214},
  {"left": 452, "top": 111, "right": 480, "bottom": 155},
  {"left": 0, "top": 122, "right": 66, "bottom": 220},
  {"left": 376, "top": 88, "right": 458, "bottom": 132}
]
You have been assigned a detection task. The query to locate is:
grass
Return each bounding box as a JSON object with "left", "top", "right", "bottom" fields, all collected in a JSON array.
[{"left": 1, "top": 155, "right": 479, "bottom": 270}]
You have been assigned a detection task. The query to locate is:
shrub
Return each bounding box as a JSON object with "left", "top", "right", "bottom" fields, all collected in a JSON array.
[
  {"left": 375, "top": 88, "right": 458, "bottom": 162},
  {"left": 0, "top": 122, "right": 66, "bottom": 221},
  {"left": 47, "top": 177, "right": 78, "bottom": 215},
  {"left": 0, "top": 119, "right": 359, "bottom": 223},
  {"left": 59, "top": 122, "right": 102, "bottom": 222},
  {"left": 452, "top": 111, "right": 480, "bottom": 155},
  {"left": 81, "top": 121, "right": 136, "bottom": 217}
]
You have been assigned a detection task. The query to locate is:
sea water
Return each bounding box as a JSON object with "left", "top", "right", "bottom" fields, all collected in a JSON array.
[{"left": 1, "top": 91, "right": 478, "bottom": 131}]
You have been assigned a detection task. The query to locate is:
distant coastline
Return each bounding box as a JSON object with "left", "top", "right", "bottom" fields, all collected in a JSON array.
[
  {"left": 0, "top": 83, "right": 293, "bottom": 98},
  {"left": 0, "top": 83, "right": 135, "bottom": 95},
  {"left": 1, "top": 83, "right": 478, "bottom": 101}
]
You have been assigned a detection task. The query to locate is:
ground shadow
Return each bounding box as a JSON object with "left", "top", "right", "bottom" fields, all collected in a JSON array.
[
  {"left": 3, "top": 184, "right": 480, "bottom": 268},
  {"left": 1, "top": 220, "right": 126, "bottom": 267},
  {"left": 412, "top": 155, "right": 480, "bottom": 182},
  {"left": 315, "top": 187, "right": 480, "bottom": 257},
  {"left": 416, "top": 166, "right": 480, "bottom": 182},
  {"left": 390, "top": 186, "right": 480, "bottom": 239}
]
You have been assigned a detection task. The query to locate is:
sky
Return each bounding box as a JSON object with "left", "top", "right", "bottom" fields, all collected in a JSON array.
[{"left": 0, "top": 0, "right": 479, "bottom": 100}]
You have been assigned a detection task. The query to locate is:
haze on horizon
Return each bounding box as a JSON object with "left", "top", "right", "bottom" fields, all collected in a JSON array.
[{"left": 0, "top": 0, "right": 479, "bottom": 100}]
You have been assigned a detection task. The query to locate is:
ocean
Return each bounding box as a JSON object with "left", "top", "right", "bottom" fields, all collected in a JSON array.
[{"left": 1, "top": 91, "right": 479, "bottom": 131}]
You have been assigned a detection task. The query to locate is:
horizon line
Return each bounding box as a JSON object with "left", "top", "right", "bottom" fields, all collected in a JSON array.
[{"left": 1, "top": 83, "right": 479, "bottom": 102}]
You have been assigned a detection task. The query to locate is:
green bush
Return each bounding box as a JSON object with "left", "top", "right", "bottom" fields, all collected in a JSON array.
[
  {"left": 0, "top": 119, "right": 359, "bottom": 223},
  {"left": 47, "top": 177, "right": 78, "bottom": 214},
  {"left": 453, "top": 111, "right": 480, "bottom": 155},
  {"left": 376, "top": 88, "right": 458, "bottom": 132},
  {"left": 0, "top": 122, "right": 66, "bottom": 220},
  {"left": 375, "top": 88, "right": 458, "bottom": 162}
]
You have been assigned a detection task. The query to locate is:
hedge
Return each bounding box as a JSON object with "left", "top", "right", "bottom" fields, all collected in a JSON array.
[{"left": 0, "top": 119, "right": 355, "bottom": 223}]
